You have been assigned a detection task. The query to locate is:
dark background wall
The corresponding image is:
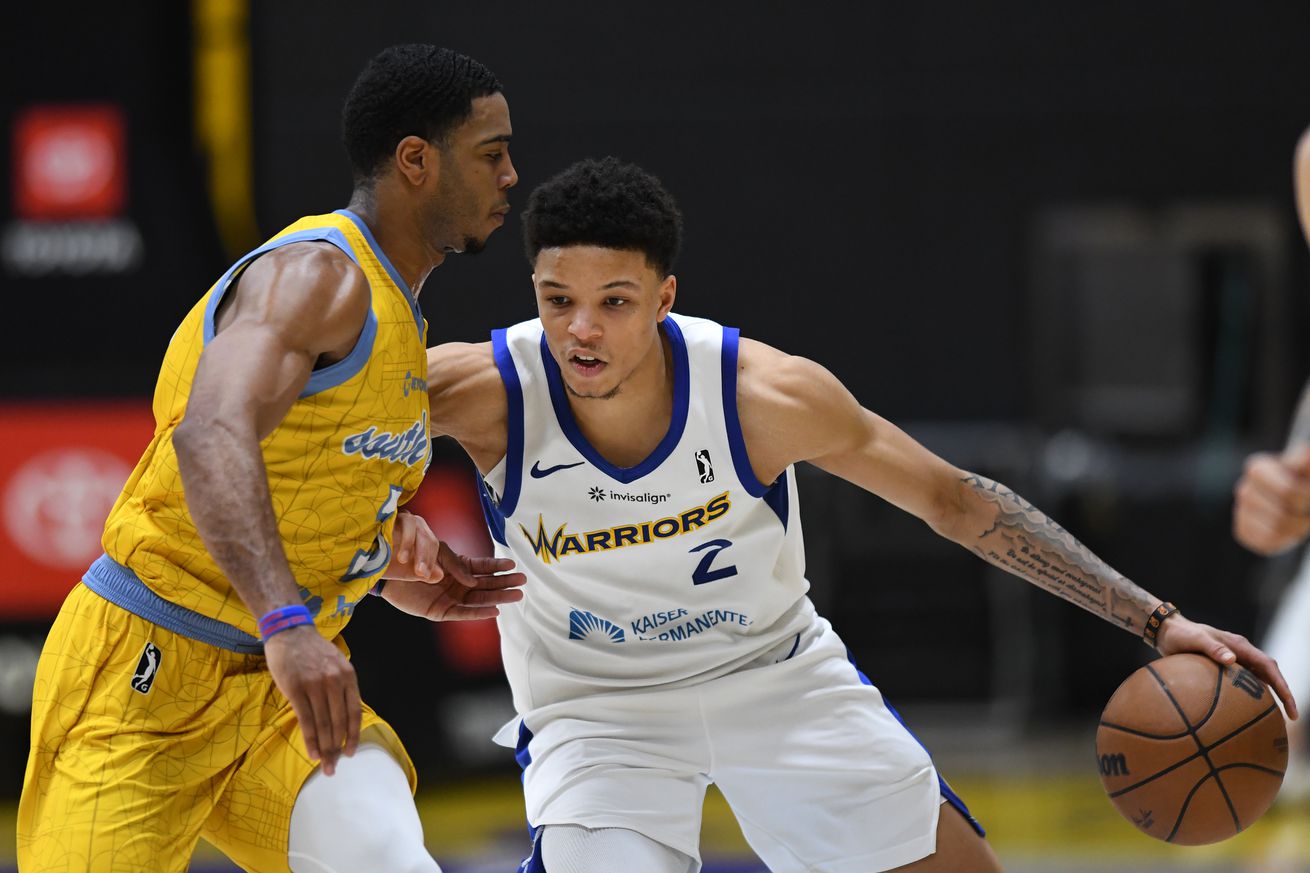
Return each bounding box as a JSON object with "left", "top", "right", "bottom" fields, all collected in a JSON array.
[{"left": 4, "top": 0, "right": 1310, "bottom": 791}]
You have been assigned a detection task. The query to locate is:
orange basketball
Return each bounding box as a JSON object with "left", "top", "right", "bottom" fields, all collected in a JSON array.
[{"left": 1096, "top": 653, "right": 1288, "bottom": 845}]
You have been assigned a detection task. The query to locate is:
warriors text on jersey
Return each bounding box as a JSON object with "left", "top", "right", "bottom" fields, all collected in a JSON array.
[
  {"left": 96, "top": 209, "right": 430, "bottom": 646},
  {"left": 481, "top": 313, "right": 817, "bottom": 711}
]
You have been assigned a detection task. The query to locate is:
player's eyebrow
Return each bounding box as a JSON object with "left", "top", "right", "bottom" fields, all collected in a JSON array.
[
  {"left": 600, "top": 279, "right": 640, "bottom": 290},
  {"left": 479, "top": 133, "right": 512, "bottom": 146},
  {"left": 539, "top": 279, "right": 568, "bottom": 289}
]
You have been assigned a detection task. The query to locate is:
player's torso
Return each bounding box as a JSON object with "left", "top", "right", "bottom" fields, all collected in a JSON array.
[
  {"left": 482, "top": 313, "right": 814, "bottom": 710},
  {"left": 101, "top": 210, "right": 430, "bottom": 640}
]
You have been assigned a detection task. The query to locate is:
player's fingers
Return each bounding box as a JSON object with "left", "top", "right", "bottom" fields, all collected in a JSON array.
[
  {"left": 291, "top": 689, "right": 322, "bottom": 766},
  {"left": 1241, "top": 456, "right": 1310, "bottom": 515},
  {"left": 344, "top": 673, "right": 362, "bottom": 758},
  {"left": 1223, "top": 633, "right": 1299, "bottom": 720},
  {"left": 1284, "top": 443, "right": 1310, "bottom": 474},
  {"left": 462, "top": 556, "right": 520, "bottom": 576},
  {"left": 459, "top": 587, "right": 525, "bottom": 607},
  {"left": 466, "top": 571, "right": 528, "bottom": 590},
  {"left": 394, "top": 514, "right": 417, "bottom": 566},
  {"left": 436, "top": 604, "right": 502, "bottom": 621},
  {"left": 411, "top": 517, "right": 442, "bottom": 581},
  {"left": 310, "top": 683, "right": 340, "bottom": 776}
]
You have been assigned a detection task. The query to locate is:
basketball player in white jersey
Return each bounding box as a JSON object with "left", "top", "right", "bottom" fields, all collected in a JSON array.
[
  {"left": 1234, "top": 126, "right": 1310, "bottom": 806},
  {"left": 427, "top": 157, "right": 1297, "bottom": 872}
]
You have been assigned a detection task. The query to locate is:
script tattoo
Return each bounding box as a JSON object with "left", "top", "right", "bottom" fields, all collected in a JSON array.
[{"left": 962, "top": 474, "right": 1155, "bottom": 632}]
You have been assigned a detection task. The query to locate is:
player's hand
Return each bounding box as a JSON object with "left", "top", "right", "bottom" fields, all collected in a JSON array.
[
  {"left": 383, "top": 511, "right": 526, "bottom": 620},
  {"left": 263, "top": 625, "right": 361, "bottom": 776},
  {"left": 1233, "top": 446, "right": 1310, "bottom": 556},
  {"left": 1155, "top": 614, "right": 1298, "bottom": 720}
]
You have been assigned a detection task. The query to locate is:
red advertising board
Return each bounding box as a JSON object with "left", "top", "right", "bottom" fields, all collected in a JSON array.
[
  {"left": 12, "top": 105, "right": 128, "bottom": 220},
  {"left": 0, "top": 401, "right": 155, "bottom": 618}
]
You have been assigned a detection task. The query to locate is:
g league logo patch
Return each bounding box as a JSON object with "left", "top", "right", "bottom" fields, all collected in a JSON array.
[
  {"left": 695, "top": 449, "right": 714, "bottom": 484},
  {"left": 130, "top": 642, "right": 162, "bottom": 694}
]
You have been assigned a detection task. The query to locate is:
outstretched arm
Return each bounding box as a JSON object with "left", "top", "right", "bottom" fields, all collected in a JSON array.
[
  {"left": 174, "top": 242, "right": 372, "bottom": 774},
  {"left": 736, "top": 339, "right": 1298, "bottom": 718}
]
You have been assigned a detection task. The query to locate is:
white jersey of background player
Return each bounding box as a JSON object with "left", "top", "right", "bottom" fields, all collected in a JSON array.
[
  {"left": 426, "top": 157, "right": 1296, "bottom": 873},
  {"left": 1234, "top": 126, "right": 1310, "bottom": 804}
]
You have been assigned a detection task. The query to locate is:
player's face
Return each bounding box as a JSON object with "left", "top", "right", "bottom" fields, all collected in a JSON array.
[
  {"left": 426, "top": 92, "right": 517, "bottom": 255},
  {"left": 534, "top": 246, "right": 676, "bottom": 400}
]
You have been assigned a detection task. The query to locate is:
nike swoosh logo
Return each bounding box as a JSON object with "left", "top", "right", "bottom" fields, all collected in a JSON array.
[{"left": 530, "top": 460, "right": 585, "bottom": 478}]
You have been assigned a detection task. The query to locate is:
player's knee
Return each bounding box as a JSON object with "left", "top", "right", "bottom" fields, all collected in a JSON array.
[{"left": 289, "top": 829, "right": 441, "bottom": 873}]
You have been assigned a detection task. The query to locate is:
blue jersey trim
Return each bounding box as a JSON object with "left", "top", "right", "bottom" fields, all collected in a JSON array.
[
  {"left": 539, "top": 317, "right": 690, "bottom": 485},
  {"left": 335, "top": 209, "right": 424, "bottom": 336},
  {"left": 492, "top": 328, "right": 526, "bottom": 517},
  {"left": 478, "top": 472, "right": 508, "bottom": 546},
  {"left": 200, "top": 225, "right": 379, "bottom": 399},
  {"left": 720, "top": 326, "right": 769, "bottom": 497},
  {"left": 763, "top": 469, "right": 790, "bottom": 531},
  {"left": 846, "top": 649, "right": 986, "bottom": 838},
  {"left": 82, "top": 554, "right": 264, "bottom": 654}
]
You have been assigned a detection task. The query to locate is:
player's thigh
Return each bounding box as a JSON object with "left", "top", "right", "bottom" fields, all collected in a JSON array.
[
  {"left": 518, "top": 700, "right": 711, "bottom": 861},
  {"left": 709, "top": 626, "right": 982, "bottom": 872},
  {"left": 204, "top": 713, "right": 420, "bottom": 873},
  {"left": 540, "top": 824, "right": 697, "bottom": 873},
  {"left": 18, "top": 585, "right": 231, "bottom": 871},
  {"left": 891, "top": 804, "right": 1004, "bottom": 873}
]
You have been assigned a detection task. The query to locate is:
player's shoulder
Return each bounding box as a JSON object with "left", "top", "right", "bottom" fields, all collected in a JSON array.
[{"left": 737, "top": 336, "right": 837, "bottom": 410}]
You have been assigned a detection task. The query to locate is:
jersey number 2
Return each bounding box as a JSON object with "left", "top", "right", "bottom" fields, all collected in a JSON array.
[{"left": 689, "top": 539, "right": 737, "bottom": 585}]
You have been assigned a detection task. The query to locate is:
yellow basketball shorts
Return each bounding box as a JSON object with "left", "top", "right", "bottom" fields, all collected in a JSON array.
[{"left": 18, "top": 582, "right": 415, "bottom": 873}]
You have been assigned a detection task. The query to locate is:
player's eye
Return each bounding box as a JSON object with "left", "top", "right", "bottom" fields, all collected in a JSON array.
[
  {"left": 546, "top": 296, "right": 569, "bottom": 306},
  {"left": 486, "top": 152, "right": 503, "bottom": 162},
  {"left": 605, "top": 297, "right": 628, "bottom": 307}
]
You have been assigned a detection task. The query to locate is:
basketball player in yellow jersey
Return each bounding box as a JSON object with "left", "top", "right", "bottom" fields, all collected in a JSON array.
[{"left": 19, "top": 45, "right": 523, "bottom": 873}]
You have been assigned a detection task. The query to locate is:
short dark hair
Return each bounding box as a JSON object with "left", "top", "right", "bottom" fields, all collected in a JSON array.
[
  {"left": 342, "top": 45, "right": 501, "bottom": 183},
  {"left": 521, "top": 157, "right": 684, "bottom": 276}
]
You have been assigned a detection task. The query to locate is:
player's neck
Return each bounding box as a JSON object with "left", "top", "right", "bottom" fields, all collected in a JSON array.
[
  {"left": 345, "top": 189, "right": 444, "bottom": 297},
  {"left": 566, "top": 330, "right": 675, "bottom": 468}
]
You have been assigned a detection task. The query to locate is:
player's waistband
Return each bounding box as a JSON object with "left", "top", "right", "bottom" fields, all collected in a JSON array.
[{"left": 82, "top": 554, "right": 264, "bottom": 654}]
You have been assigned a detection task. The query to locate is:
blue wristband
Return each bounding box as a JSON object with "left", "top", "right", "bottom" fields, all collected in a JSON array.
[
  {"left": 369, "top": 579, "right": 387, "bottom": 597},
  {"left": 258, "top": 604, "right": 313, "bottom": 641}
]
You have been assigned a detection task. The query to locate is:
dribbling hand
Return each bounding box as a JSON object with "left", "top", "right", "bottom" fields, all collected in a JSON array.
[
  {"left": 1155, "top": 614, "right": 1299, "bottom": 720},
  {"left": 264, "top": 625, "right": 361, "bottom": 777}
]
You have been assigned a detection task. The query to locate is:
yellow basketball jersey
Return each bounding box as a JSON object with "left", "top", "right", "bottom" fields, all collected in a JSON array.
[{"left": 100, "top": 210, "right": 430, "bottom": 642}]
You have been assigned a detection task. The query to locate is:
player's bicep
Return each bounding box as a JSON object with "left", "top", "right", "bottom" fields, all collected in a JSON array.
[{"left": 187, "top": 322, "right": 317, "bottom": 440}]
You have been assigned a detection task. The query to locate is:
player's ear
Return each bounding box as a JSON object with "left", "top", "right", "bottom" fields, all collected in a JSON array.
[
  {"left": 656, "top": 274, "right": 676, "bottom": 319},
  {"left": 394, "top": 135, "right": 438, "bottom": 188}
]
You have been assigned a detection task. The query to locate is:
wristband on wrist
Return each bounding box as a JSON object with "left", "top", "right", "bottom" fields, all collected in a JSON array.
[
  {"left": 1142, "top": 601, "right": 1179, "bottom": 648},
  {"left": 258, "top": 604, "right": 314, "bottom": 642}
]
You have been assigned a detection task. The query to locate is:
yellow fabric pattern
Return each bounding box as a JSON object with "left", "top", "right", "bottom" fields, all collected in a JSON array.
[
  {"left": 101, "top": 211, "right": 430, "bottom": 640},
  {"left": 17, "top": 583, "right": 415, "bottom": 873}
]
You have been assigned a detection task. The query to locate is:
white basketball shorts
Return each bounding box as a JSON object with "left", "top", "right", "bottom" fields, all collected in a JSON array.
[{"left": 495, "top": 617, "right": 983, "bottom": 873}]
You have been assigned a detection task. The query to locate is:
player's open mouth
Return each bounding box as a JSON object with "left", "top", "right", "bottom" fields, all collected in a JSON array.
[{"left": 569, "top": 353, "right": 606, "bottom": 376}]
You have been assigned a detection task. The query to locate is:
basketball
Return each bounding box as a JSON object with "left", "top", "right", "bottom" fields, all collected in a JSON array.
[{"left": 1096, "top": 653, "right": 1288, "bottom": 844}]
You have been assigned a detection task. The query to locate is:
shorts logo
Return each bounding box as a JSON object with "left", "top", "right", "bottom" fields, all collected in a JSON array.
[
  {"left": 130, "top": 642, "right": 161, "bottom": 694},
  {"left": 695, "top": 449, "right": 714, "bottom": 484},
  {"left": 568, "top": 608, "right": 625, "bottom": 643}
]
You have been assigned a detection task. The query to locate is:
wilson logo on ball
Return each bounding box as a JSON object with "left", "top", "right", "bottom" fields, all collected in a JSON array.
[{"left": 1098, "top": 752, "right": 1130, "bottom": 777}]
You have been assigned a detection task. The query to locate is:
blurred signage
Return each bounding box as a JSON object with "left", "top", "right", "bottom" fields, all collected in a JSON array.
[
  {"left": 3, "top": 104, "right": 143, "bottom": 276},
  {"left": 0, "top": 402, "right": 154, "bottom": 618}
]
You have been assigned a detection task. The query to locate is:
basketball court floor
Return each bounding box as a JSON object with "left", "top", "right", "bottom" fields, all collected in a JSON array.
[{"left": 4, "top": 724, "right": 1308, "bottom": 872}]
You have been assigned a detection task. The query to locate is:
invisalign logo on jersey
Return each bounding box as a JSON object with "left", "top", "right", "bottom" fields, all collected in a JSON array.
[{"left": 520, "top": 491, "right": 731, "bottom": 565}]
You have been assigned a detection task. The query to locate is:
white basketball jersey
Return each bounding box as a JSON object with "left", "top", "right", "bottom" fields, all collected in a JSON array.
[{"left": 481, "top": 313, "right": 817, "bottom": 712}]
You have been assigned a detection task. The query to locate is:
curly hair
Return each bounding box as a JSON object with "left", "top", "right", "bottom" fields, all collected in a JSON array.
[
  {"left": 341, "top": 45, "right": 501, "bottom": 184},
  {"left": 521, "top": 157, "right": 684, "bottom": 276}
]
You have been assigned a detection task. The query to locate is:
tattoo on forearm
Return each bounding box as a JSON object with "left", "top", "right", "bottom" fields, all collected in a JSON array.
[{"left": 961, "top": 474, "right": 1157, "bottom": 632}]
